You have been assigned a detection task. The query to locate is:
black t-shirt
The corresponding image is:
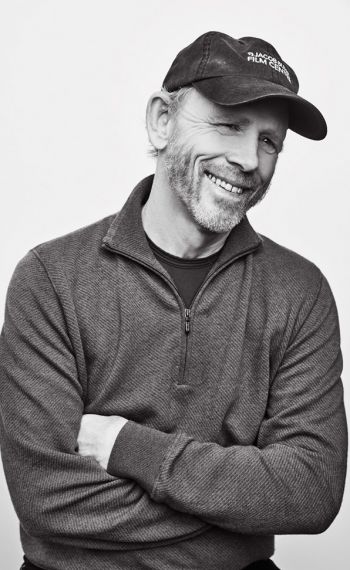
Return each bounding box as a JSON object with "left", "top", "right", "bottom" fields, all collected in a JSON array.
[{"left": 146, "top": 235, "right": 221, "bottom": 308}]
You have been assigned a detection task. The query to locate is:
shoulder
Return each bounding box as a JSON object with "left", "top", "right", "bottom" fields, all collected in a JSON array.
[
  {"left": 250, "top": 234, "right": 338, "bottom": 349},
  {"left": 249, "top": 233, "right": 337, "bottom": 322},
  {"left": 33, "top": 213, "right": 117, "bottom": 261},
  {"left": 9, "top": 213, "right": 119, "bottom": 293},
  {"left": 255, "top": 233, "right": 323, "bottom": 295},
  {"left": 35, "top": 213, "right": 119, "bottom": 273}
]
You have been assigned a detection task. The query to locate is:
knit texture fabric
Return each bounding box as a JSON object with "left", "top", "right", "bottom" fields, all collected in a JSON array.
[{"left": 0, "top": 175, "right": 347, "bottom": 570}]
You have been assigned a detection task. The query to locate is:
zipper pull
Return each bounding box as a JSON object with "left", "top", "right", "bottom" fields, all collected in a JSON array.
[{"left": 185, "top": 308, "right": 191, "bottom": 334}]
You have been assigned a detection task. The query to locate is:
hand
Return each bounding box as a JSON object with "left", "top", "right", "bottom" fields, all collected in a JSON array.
[{"left": 77, "top": 414, "right": 128, "bottom": 469}]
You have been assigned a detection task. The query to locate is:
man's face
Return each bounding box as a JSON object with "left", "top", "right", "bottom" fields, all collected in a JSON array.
[{"left": 163, "top": 89, "right": 288, "bottom": 233}]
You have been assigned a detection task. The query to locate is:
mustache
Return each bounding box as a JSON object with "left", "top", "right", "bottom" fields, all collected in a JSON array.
[{"left": 202, "top": 162, "right": 262, "bottom": 190}]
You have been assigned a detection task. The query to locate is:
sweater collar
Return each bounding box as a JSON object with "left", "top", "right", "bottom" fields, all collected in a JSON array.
[{"left": 102, "top": 175, "right": 262, "bottom": 267}]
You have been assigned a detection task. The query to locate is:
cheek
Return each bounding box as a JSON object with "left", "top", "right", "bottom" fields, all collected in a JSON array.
[{"left": 258, "top": 154, "right": 278, "bottom": 181}]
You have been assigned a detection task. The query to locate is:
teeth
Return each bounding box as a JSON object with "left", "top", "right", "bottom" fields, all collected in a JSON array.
[{"left": 207, "top": 172, "right": 243, "bottom": 195}]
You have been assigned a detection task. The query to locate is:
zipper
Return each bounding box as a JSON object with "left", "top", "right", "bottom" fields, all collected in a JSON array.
[
  {"left": 184, "top": 308, "right": 191, "bottom": 334},
  {"left": 179, "top": 248, "right": 258, "bottom": 385},
  {"left": 104, "top": 243, "right": 191, "bottom": 384},
  {"left": 103, "top": 241, "right": 258, "bottom": 385},
  {"left": 181, "top": 308, "right": 191, "bottom": 384}
]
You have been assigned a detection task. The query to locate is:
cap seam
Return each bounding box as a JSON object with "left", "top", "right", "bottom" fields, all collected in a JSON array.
[{"left": 197, "top": 32, "right": 214, "bottom": 80}]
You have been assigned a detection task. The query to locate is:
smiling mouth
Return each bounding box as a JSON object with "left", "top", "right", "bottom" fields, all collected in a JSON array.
[{"left": 205, "top": 171, "right": 245, "bottom": 195}]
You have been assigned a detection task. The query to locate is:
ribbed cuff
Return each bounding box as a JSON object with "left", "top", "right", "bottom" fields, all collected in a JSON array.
[{"left": 107, "top": 421, "right": 176, "bottom": 495}]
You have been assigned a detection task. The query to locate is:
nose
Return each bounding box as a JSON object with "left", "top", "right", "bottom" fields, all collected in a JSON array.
[{"left": 224, "top": 131, "right": 259, "bottom": 173}]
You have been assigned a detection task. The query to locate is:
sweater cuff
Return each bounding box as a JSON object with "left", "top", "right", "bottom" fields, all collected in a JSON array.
[{"left": 107, "top": 421, "right": 177, "bottom": 495}]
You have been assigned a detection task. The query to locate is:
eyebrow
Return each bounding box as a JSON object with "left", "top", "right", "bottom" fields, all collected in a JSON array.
[{"left": 209, "top": 114, "right": 252, "bottom": 127}]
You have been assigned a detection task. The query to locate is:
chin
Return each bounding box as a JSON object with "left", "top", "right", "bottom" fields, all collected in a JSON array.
[{"left": 193, "top": 208, "right": 245, "bottom": 234}]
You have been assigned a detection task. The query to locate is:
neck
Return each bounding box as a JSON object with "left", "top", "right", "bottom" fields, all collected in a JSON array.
[{"left": 142, "top": 167, "right": 229, "bottom": 259}]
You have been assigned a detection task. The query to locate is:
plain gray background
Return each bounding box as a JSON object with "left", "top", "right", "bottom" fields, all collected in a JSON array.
[{"left": 0, "top": 1, "right": 348, "bottom": 568}]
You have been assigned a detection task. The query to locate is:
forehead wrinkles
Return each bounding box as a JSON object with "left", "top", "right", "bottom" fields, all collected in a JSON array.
[
  {"left": 211, "top": 105, "right": 286, "bottom": 130},
  {"left": 175, "top": 87, "right": 288, "bottom": 126},
  {"left": 178, "top": 99, "right": 287, "bottom": 138}
]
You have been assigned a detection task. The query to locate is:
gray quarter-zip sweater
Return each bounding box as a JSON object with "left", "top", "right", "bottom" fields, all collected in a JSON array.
[{"left": 0, "top": 175, "right": 347, "bottom": 570}]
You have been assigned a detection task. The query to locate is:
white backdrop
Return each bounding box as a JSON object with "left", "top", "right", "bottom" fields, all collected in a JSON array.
[{"left": 0, "top": 1, "right": 348, "bottom": 568}]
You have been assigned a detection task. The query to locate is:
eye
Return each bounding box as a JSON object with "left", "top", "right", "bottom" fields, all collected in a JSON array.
[
  {"left": 260, "top": 136, "right": 279, "bottom": 155},
  {"left": 215, "top": 123, "right": 242, "bottom": 135}
]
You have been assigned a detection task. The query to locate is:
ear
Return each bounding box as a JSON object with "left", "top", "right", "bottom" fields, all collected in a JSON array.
[{"left": 146, "top": 91, "right": 173, "bottom": 152}]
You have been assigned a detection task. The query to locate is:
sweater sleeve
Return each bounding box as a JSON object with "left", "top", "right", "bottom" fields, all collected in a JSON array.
[
  {"left": 0, "top": 251, "right": 208, "bottom": 549},
  {"left": 107, "top": 273, "right": 348, "bottom": 535}
]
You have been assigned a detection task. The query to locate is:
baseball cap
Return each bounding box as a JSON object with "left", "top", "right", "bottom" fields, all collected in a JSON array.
[{"left": 163, "top": 31, "right": 327, "bottom": 140}]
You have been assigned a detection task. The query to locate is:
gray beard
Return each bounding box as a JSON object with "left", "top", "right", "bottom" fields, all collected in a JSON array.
[{"left": 164, "top": 140, "right": 272, "bottom": 234}]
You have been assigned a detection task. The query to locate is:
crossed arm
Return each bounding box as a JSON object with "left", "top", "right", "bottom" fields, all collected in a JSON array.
[
  {"left": 78, "top": 268, "right": 348, "bottom": 535},
  {"left": 0, "top": 252, "right": 208, "bottom": 548},
  {"left": 78, "top": 358, "right": 347, "bottom": 535},
  {"left": 0, "top": 250, "right": 348, "bottom": 549}
]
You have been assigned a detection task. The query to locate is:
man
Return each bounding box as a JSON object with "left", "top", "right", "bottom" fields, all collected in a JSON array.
[{"left": 0, "top": 31, "right": 347, "bottom": 570}]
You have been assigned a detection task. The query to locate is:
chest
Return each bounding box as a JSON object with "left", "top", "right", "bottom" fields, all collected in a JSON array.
[{"left": 73, "top": 255, "right": 289, "bottom": 443}]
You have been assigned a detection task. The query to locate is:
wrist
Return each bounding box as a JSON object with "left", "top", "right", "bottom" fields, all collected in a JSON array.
[{"left": 101, "top": 417, "right": 128, "bottom": 469}]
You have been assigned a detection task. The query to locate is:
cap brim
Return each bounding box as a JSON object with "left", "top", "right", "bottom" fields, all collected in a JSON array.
[{"left": 192, "top": 76, "right": 327, "bottom": 140}]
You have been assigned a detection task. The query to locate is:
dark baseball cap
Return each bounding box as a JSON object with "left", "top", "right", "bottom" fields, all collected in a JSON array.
[{"left": 163, "top": 31, "right": 327, "bottom": 140}]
